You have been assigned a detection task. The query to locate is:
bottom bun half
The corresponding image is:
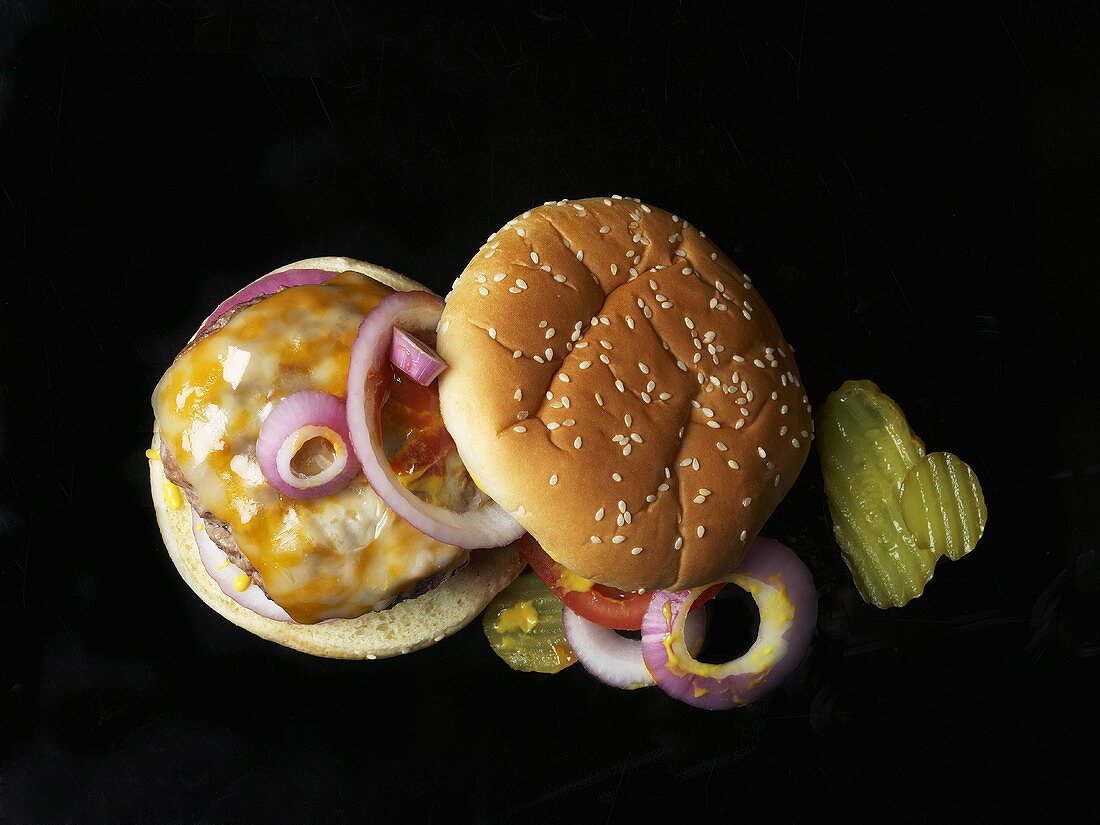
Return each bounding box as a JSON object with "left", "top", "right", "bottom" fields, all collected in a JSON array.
[{"left": 149, "top": 432, "right": 525, "bottom": 659}]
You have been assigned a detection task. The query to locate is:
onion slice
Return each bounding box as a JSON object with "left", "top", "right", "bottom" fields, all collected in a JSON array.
[
  {"left": 641, "top": 537, "right": 818, "bottom": 710},
  {"left": 256, "top": 391, "right": 361, "bottom": 500},
  {"left": 390, "top": 328, "right": 447, "bottom": 386},
  {"left": 191, "top": 510, "right": 293, "bottom": 623},
  {"left": 196, "top": 267, "right": 336, "bottom": 336},
  {"left": 346, "top": 291, "right": 526, "bottom": 549},
  {"left": 562, "top": 605, "right": 706, "bottom": 690}
]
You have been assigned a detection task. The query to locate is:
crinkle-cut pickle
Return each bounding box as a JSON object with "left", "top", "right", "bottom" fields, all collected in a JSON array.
[
  {"left": 482, "top": 572, "right": 577, "bottom": 673},
  {"left": 817, "top": 380, "right": 987, "bottom": 608}
]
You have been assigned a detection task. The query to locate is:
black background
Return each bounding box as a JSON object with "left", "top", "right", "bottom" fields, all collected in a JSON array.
[{"left": 2, "top": 1, "right": 1098, "bottom": 821}]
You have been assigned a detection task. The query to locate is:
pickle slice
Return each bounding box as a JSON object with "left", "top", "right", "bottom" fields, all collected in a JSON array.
[
  {"left": 482, "top": 572, "right": 577, "bottom": 673},
  {"left": 900, "top": 452, "right": 987, "bottom": 560},
  {"left": 817, "top": 380, "right": 984, "bottom": 608}
]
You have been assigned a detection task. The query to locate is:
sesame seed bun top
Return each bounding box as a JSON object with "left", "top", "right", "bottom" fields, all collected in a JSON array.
[{"left": 436, "top": 197, "right": 812, "bottom": 591}]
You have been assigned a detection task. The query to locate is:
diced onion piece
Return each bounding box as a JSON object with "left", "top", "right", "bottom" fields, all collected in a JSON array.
[
  {"left": 196, "top": 268, "right": 336, "bottom": 337},
  {"left": 346, "top": 291, "right": 526, "bottom": 549},
  {"left": 562, "top": 604, "right": 706, "bottom": 690},
  {"left": 390, "top": 328, "right": 447, "bottom": 386},
  {"left": 190, "top": 510, "right": 293, "bottom": 623},
  {"left": 256, "top": 391, "right": 360, "bottom": 500},
  {"left": 641, "top": 538, "right": 817, "bottom": 710}
]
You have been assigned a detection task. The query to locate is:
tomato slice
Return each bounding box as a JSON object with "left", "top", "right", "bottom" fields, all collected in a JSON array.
[{"left": 518, "top": 534, "right": 723, "bottom": 631}]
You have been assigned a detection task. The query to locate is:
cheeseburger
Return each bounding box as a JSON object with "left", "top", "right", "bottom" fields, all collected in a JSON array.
[
  {"left": 149, "top": 198, "right": 813, "bottom": 671},
  {"left": 149, "top": 257, "right": 524, "bottom": 658}
]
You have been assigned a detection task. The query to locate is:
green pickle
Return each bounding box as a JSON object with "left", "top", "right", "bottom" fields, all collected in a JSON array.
[
  {"left": 817, "top": 380, "right": 988, "bottom": 608},
  {"left": 482, "top": 572, "right": 577, "bottom": 673}
]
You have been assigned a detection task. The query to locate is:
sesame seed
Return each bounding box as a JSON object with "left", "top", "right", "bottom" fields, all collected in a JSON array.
[
  {"left": 697, "top": 526, "right": 706, "bottom": 538},
  {"left": 595, "top": 507, "right": 605, "bottom": 520},
  {"left": 513, "top": 426, "right": 527, "bottom": 433},
  {"left": 509, "top": 287, "right": 521, "bottom": 294},
  {"left": 612, "top": 535, "right": 626, "bottom": 544},
  {"left": 706, "top": 420, "right": 720, "bottom": 429},
  {"left": 576, "top": 250, "right": 584, "bottom": 262},
  {"left": 545, "top": 328, "right": 556, "bottom": 339},
  {"left": 580, "top": 360, "right": 592, "bottom": 369},
  {"left": 493, "top": 273, "right": 506, "bottom": 282},
  {"left": 559, "top": 374, "right": 570, "bottom": 383},
  {"left": 641, "top": 392, "right": 652, "bottom": 403},
  {"left": 680, "top": 458, "right": 693, "bottom": 467},
  {"left": 533, "top": 355, "right": 545, "bottom": 363},
  {"left": 549, "top": 474, "right": 558, "bottom": 486},
  {"left": 658, "top": 483, "right": 670, "bottom": 492},
  {"left": 693, "top": 495, "right": 706, "bottom": 504},
  {"left": 774, "top": 474, "right": 782, "bottom": 487},
  {"left": 561, "top": 397, "right": 571, "bottom": 408},
  {"left": 624, "top": 414, "right": 633, "bottom": 426},
  {"left": 611, "top": 264, "right": 619, "bottom": 276},
  {"left": 553, "top": 274, "right": 567, "bottom": 283},
  {"left": 623, "top": 444, "right": 632, "bottom": 456},
  {"left": 792, "top": 438, "right": 801, "bottom": 448},
  {"left": 563, "top": 418, "right": 576, "bottom": 426},
  {"left": 600, "top": 340, "right": 613, "bottom": 350},
  {"left": 732, "top": 355, "right": 746, "bottom": 363},
  {"left": 615, "top": 379, "right": 625, "bottom": 392},
  {"left": 599, "top": 353, "right": 610, "bottom": 365},
  {"left": 530, "top": 252, "right": 539, "bottom": 264},
  {"left": 728, "top": 460, "right": 740, "bottom": 470},
  {"left": 638, "top": 362, "right": 650, "bottom": 374},
  {"left": 478, "top": 286, "right": 489, "bottom": 296},
  {"left": 631, "top": 547, "right": 644, "bottom": 555},
  {"left": 600, "top": 225, "right": 610, "bottom": 234},
  {"left": 590, "top": 536, "right": 602, "bottom": 543},
  {"left": 612, "top": 472, "right": 622, "bottom": 481},
  {"left": 646, "top": 494, "right": 656, "bottom": 503},
  {"left": 780, "top": 425, "right": 788, "bottom": 436},
  {"left": 513, "top": 350, "right": 523, "bottom": 358},
  {"left": 545, "top": 348, "right": 553, "bottom": 360},
  {"left": 692, "top": 458, "right": 700, "bottom": 471},
  {"left": 547, "top": 422, "right": 559, "bottom": 430},
  {"left": 517, "top": 410, "right": 529, "bottom": 420},
  {"left": 659, "top": 392, "right": 672, "bottom": 401},
  {"left": 742, "top": 497, "right": 752, "bottom": 507},
  {"left": 753, "top": 358, "right": 766, "bottom": 368},
  {"left": 700, "top": 488, "right": 712, "bottom": 496},
  {"left": 684, "top": 317, "right": 695, "bottom": 330},
  {"left": 488, "top": 327, "right": 497, "bottom": 339},
  {"left": 595, "top": 393, "right": 605, "bottom": 406},
  {"left": 757, "top": 447, "right": 767, "bottom": 459},
  {"left": 735, "top": 419, "right": 745, "bottom": 429},
  {"left": 574, "top": 437, "right": 583, "bottom": 449},
  {"left": 630, "top": 433, "right": 642, "bottom": 443},
  {"left": 674, "top": 537, "right": 684, "bottom": 550}
]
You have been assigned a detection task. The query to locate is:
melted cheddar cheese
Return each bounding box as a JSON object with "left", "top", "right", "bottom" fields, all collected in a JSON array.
[{"left": 152, "top": 272, "right": 469, "bottom": 623}]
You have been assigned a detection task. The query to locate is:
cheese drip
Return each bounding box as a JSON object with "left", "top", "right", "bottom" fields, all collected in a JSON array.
[{"left": 153, "top": 272, "right": 469, "bottom": 623}]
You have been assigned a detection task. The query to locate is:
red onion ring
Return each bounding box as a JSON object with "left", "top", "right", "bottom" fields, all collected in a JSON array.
[
  {"left": 346, "top": 291, "right": 526, "bottom": 549},
  {"left": 562, "top": 605, "right": 707, "bottom": 690},
  {"left": 191, "top": 509, "right": 293, "bottom": 623},
  {"left": 256, "top": 391, "right": 361, "bottom": 500},
  {"left": 390, "top": 328, "right": 447, "bottom": 386},
  {"left": 641, "top": 537, "right": 818, "bottom": 710},
  {"left": 197, "top": 267, "right": 336, "bottom": 336}
]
